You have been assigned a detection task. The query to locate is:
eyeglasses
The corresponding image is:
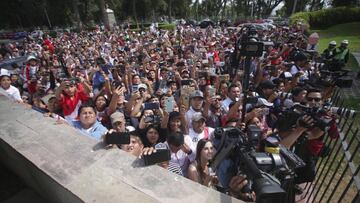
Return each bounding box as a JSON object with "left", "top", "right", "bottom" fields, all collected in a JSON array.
[{"left": 307, "top": 97, "right": 321, "bottom": 102}]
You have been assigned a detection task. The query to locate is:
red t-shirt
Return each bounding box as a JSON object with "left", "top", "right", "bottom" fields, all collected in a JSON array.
[{"left": 58, "top": 84, "right": 89, "bottom": 118}]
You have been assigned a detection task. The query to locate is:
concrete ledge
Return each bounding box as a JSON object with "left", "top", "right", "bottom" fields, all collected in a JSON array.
[{"left": 0, "top": 95, "right": 242, "bottom": 203}]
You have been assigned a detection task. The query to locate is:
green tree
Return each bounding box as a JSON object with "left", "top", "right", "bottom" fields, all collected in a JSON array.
[{"left": 332, "top": 0, "right": 358, "bottom": 7}]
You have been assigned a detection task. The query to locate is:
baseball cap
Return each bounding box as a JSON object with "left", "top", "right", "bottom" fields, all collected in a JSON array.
[
  {"left": 342, "top": 40, "right": 349, "bottom": 45},
  {"left": 191, "top": 90, "right": 204, "bottom": 99},
  {"left": 293, "top": 52, "right": 308, "bottom": 62},
  {"left": 257, "top": 98, "right": 273, "bottom": 107},
  {"left": 138, "top": 83, "right": 148, "bottom": 90},
  {"left": 110, "top": 112, "right": 125, "bottom": 125},
  {"left": 329, "top": 41, "right": 337, "bottom": 46},
  {"left": 26, "top": 55, "right": 38, "bottom": 62},
  {"left": 0, "top": 69, "right": 10, "bottom": 77},
  {"left": 192, "top": 112, "right": 206, "bottom": 122},
  {"left": 259, "top": 80, "right": 276, "bottom": 90}
]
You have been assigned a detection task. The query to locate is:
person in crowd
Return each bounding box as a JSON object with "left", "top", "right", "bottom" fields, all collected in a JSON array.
[
  {"left": 188, "top": 112, "right": 214, "bottom": 154},
  {"left": 0, "top": 71, "right": 23, "bottom": 102},
  {"left": 185, "top": 90, "right": 205, "bottom": 128},
  {"left": 187, "top": 139, "right": 217, "bottom": 187},
  {"left": 222, "top": 84, "right": 241, "bottom": 112},
  {"left": 71, "top": 102, "right": 108, "bottom": 140},
  {"left": 55, "top": 78, "right": 91, "bottom": 122},
  {"left": 0, "top": 22, "right": 348, "bottom": 201}
]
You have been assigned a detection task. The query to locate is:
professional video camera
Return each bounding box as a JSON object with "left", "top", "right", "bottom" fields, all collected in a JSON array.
[
  {"left": 317, "top": 69, "right": 353, "bottom": 88},
  {"left": 277, "top": 104, "right": 332, "bottom": 132},
  {"left": 210, "top": 126, "right": 305, "bottom": 203},
  {"left": 238, "top": 26, "right": 264, "bottom": 57}
]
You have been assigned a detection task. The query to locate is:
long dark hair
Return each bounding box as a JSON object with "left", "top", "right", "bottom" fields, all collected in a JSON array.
[
  {"left": 195, "top": 139, "right": 212, "bottom": 184},
  {"left": 140, "top": 124, "right": 160, "bottom": 147}
]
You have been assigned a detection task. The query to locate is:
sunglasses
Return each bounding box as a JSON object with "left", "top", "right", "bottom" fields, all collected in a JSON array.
[{"left": 307, "top": 97, "right": 321, "bottom": 102}]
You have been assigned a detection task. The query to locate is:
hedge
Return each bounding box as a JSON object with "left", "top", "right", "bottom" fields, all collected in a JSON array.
[{"left": 290, "top": 7, "right": 360, "bottom": 29}]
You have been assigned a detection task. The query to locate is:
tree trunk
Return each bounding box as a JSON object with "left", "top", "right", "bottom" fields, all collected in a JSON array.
[
  {"left": 98, "top": 0, "right": 110, "bottom": 30},
  {"left": 72, "top": 0, "right": 82, "bottom": 30},
  {"left": 132, "top": 0, "right": 139, "bottom": 28}
]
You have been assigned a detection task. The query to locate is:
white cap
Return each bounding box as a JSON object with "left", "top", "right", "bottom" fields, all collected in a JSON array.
[
  {"left": 257, "top": 98, "right": 274, "bottom": 107},
  {"left": 26, "top": 55, "right": 38, "bottom": 62},
  {"left": 342, "top": 40, "right": 349, "bottom": 44},
  {"left": 329, "top": 41, "right": 337, "bottom": 46},
  {"left": 0, "top": 69, "right": 10, "bottom": 77},
  {"left": 138, "top": 83, "right": 148, "bottom": 90}
]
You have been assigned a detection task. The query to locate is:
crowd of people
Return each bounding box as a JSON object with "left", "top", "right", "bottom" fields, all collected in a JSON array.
[{"left": 0, "top": 22, "right": 351, "bottom": 201}]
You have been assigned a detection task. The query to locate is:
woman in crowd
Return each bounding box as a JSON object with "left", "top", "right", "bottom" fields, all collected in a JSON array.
[{"left": 187, "top": 139, "right": 217, "bottom": 187}]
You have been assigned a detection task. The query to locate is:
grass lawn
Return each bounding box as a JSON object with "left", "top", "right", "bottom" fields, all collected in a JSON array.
[{"left": 312, "top": 22, "right": 360, "bottom": 71}]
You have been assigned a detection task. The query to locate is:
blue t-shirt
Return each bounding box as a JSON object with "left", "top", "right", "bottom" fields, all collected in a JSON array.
[{"left": 71, "top": 120, "right": 107, "bottom": 140}]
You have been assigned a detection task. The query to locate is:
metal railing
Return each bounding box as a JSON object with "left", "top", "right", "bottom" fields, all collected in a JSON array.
[{"left": 299, "top": 88, "right": 360, "bottom": 203}]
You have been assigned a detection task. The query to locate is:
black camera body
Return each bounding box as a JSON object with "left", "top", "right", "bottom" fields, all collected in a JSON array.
[
  {"left": 144, "top": 115, "right": 161, "bottom": 124},
  {"left": 238, "top": 26, "right": 264, "bottom": 57},
  {"left": 277, "top": 104, "right": 332, "bottom": 132},
  {"left": 211, "top": 127, "right": 287, "bottom": 203},
  {"left": 240, "top": 41, "right": 264, "bottom": 57}
]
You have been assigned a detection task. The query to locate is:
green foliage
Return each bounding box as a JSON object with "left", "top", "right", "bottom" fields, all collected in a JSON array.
[
  {"left": 158, "top": 24, "right": 176, "bottom": 30},
  {"left": 313, "top": 22, "right": 360, "bottom": 71},
  {"left": 290, "top": 7, "right": 360, "bottom": 29}
]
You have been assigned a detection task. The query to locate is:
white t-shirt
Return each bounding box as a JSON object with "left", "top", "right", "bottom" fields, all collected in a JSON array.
[
  {"left": 165, "top": 134, "right": 194, "bottom": 176},
  {"left": 185, "top": 107, "right": 202, "bottom": 129},
  {"left": 222, "top": 97, "right": 234, "bottom": 112},
  {"left": 290, "top": 65, "right": 301, "bottom": 75},
  {"left": 0, "top": 85, "right": 22, "bottom": 102},
  {"left": 188, "top": 127, "right": 215, "bottom": 155}
]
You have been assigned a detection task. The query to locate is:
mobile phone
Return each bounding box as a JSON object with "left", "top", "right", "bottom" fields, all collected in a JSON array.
[
  {"left": 181, "top": 80, "right": 193, "bottom": 86},
  {"left": 208, "top": 86, "right": 216, "bottom": 97},
  {"left": 181, "top": 87, "right": 192, "bottom": 109},
  {"left": 104, "top": 132, "right": 130, "bottom": 145},
  {"left": 143, "top": 149, "right": 171, "bottom": 166},
  {"left": 132, "top": 85, "right": 139, "bottom": 92},
  {"left": 144, "top": 102, "right": 160, "bottom": 110},
  {"left": 210, "top": 68, "right": 216, "bottom": 75},
  {"left": 164, "top": 97, "right": 174, "bottom": 113},
  {"left": 118, "top": 65, "right": 126, "bottom": 74}
]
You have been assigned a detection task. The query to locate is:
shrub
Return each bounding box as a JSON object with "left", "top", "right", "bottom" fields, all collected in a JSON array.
[
  {"left": 290, "top": 7, "right": 360, "bottom": 29},
  {"left": 158, "top": 24, "right": 176, "bottom": 31}
]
